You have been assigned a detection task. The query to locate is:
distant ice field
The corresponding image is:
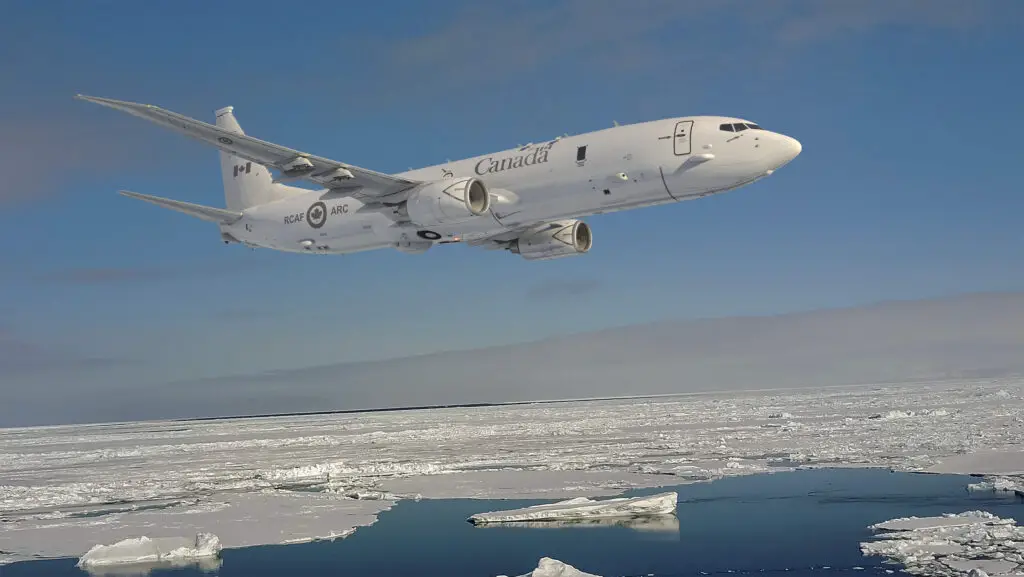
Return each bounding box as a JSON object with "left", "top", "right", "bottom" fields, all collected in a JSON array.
[{"left": 1, "top": 378, "right": 1023, "bottom": 565}]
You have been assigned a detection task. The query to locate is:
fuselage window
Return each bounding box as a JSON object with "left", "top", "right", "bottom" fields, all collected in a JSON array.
[
  {"left": 719, "top": 123, "right": 735, "bottom": 132},
  {"left": 577, "top": 145, "right": 587, "bottom": 162}
]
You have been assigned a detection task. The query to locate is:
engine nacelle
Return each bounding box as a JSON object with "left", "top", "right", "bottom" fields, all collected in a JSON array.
[
  {"left": 510, "top": 219, "right": 593, "bottom": 261},
  {"left": 403, "top": 177, "right": 490, "bottom": 227}
]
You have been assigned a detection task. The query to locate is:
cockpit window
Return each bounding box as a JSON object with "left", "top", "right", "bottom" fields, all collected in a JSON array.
[{"left": 721, "top": 122, "right": 763, "bottom": 132}]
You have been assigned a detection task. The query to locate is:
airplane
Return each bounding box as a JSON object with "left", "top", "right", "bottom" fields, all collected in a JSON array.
[{"left": 75, "top": 95, "right": 801, "bottom": 260}]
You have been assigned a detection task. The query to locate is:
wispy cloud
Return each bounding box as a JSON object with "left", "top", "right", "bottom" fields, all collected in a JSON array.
[
  {"left": 526, "top": 277, "right": 603, "bottom": 301},
  {"left": 0, "top": 109, "right": 168, "bottom": 206},
  {"left": 208, "top": 307, "right": 283, "bottom": 322},
  {"left": 0, "top": 327, "right": 127, "bottom": 375},
  {"left": 35, "top": 267, "right": 169, "bottom": 285},
  {"left": 379, "top": 0, "right": 703, "bottom": 84},
  {"left": 770, "top": 0, "right": 1001, "bottom": 45},
  {"left": 32, "top": 260, "right": 267, "bottom": 286},
  {"left": 371, "top": 0, "right": 1012, "bottom": 89}
]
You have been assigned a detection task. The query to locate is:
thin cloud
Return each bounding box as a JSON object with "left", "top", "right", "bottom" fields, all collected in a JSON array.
[
  {"left": 771, "top": 0, "right": 1002, "bottom": 45},
  {"left": 0, "top": 108, "right": 170, "bottom": 206},
  {"left": 209, "top": 307, "right": 283, "bottom": 322},
  {"left": 0, "top": 328, "right": 127, "bottom": 375},
  {"left": 33, "top": 259, "right": 268, "bottom": 286},
  {"left": 373, "top": 0, "right": 1011, "bottom": 89},
  {"left": 35, "top": 267, "right": 169, "bottom": 284},
  {"left": 526, "top": 278, "right": 604, "bottom": 301}
]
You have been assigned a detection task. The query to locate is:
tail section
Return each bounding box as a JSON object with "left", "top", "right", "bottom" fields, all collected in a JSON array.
[{"left": 215, "top": 106, "right": 303, "bottom": 210}]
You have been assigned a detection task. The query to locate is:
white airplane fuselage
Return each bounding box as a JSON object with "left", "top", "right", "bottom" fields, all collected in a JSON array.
[{"left": 225, "top": 116, "right": 801, "bottom": 256}]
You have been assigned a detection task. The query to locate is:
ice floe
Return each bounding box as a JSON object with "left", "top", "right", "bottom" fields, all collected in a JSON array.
[
  {"left": 77, "top": 533, "right": 221, "bottom": 568},
  {"left": 966, "top": 476, "right": 1024, "bottom": 496},
  {"left": 469, "top": 491, "right": 677, "bottom": 525},
  {"left": 861, "top": 511, "right": 1024, "bottom": 576}
]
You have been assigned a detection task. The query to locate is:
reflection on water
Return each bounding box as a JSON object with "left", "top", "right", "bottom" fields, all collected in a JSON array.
[
  {"left": 470, "top": 513, "right": 680, "bottom": 533},
  {"left": 80, "top": 557, "right": 221, "bottom": 577}
]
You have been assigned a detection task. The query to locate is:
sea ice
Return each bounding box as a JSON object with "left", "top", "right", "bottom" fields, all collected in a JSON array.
[
  {"left": 926, "top": 449, "right": 1024, "bottom": 476},
  {"left": 469, "top": 492, "right": 677, "bottom": 525},
  {"left": 0, "top": 492, "right": 386, "bottom": 565},
  {"left": 2, "top": 377, "right": 1023, "bottom": 563},
  {"left": 862, "top": 511, "right": 1024, "bottom": 577},
  {"left": 77, "top": 532, "right": 221, "bottom": 567}
]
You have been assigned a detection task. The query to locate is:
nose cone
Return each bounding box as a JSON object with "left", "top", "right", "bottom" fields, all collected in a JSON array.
[
  {"left": 782, "top": 135, "right": 802, "bottom": 160},
  {"left": 766, "top": 133, "right": 801, "bottom": 170}
]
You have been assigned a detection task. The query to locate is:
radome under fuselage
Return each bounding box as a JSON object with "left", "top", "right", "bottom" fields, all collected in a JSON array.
[{"left": 225, "top": 115, "right": 801, "bottom": 255}]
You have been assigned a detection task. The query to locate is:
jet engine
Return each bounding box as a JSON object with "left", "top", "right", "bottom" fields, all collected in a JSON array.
[
  {"left": 510, "top": 219, "right": 593, "bottom": 261},
  {"left": 401, "top": 177, "right": 491, "bottom": 227}
]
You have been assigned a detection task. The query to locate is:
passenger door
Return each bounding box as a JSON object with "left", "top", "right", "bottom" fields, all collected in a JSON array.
[{"left": 673, "top": 121, "right": 693, "bottom": 156}]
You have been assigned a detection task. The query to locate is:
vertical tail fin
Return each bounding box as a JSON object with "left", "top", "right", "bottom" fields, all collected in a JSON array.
[{"left": 215, "top": 106, "right": 302, "bottom": 210}]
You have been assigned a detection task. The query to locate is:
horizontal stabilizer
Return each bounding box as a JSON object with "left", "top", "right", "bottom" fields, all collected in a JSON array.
[{"left": 119, "top": 190, "right": 243, "bottom": 224}]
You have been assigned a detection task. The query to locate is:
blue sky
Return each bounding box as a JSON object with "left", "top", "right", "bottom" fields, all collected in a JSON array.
[{"left": 1, "top": 0, "right": 1023, "bottom": 424}]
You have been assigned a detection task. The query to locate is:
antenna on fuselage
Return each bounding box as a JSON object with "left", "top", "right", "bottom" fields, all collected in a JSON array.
[{"left": 613, "top": 120, "right": 619, "bottom": 126}]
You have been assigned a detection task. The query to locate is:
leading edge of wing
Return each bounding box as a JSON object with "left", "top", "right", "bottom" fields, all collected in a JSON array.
[{"left": 75, "top": 94, "right": 419, "bottom": 198}]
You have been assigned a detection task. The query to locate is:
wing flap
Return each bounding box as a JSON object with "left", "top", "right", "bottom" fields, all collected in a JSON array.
[
  {"left": 119, "top": 190, "right": 243, "bottom": 224},
  {"left": 77, "top": 95, "right": 419, "bottom": 201}
]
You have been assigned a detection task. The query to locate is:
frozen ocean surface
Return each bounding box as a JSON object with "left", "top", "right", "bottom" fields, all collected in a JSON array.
[
  {"left": 2, "top": 468, "right": 1022, "bottom": 577},
  {"left": 1, "top": 378, "right": 1023, "bottom": 570}
]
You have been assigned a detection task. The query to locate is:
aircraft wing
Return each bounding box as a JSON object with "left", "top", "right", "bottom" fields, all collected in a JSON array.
[{"left": 76, "top": 95, "right": 420, "bottom": 203}]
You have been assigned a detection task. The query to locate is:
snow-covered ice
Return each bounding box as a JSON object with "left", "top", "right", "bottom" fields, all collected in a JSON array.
[
  {"left": 2, "top": 377, "right": 1023, "bottom": 564},
  {"left": 966, "top": 476, "right": 1024, "bottom": 496},
  {"left": 474, "top": 514, "right": 681, "bottom": 533},
  {"left": 861, "top": 511, "right": 1024, "bottom": 576},
  {"left": 498, "top": 557, "right": 602, "bottom": 577},
  {"left": 469, "top": 492, "right": 676, "bottom": 524},
  {"left": 77, "top": 532, "right": 221, "bottom": 568}
]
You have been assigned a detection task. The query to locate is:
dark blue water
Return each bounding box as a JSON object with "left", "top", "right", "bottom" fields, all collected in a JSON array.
[{"left": 4, "top": 468, "right": 1020, "bottom": 577}]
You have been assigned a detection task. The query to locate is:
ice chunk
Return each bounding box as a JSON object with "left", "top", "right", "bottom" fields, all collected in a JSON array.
[
  {"left": 280, "top": 527, "right": 357, "bottom": 544},
  {"left": 966, "top": 476, "right": 1024, "bottom": 495},
  {"left": 861, "top": 511, "right": 1024, "bottom": 577},
  {"left": 870, "top": 510, "right": 1011, "bottom": 532},
  {"left": 498, "top": 557, "right": 602, "bottom": 577},
  {"left": 77, "top": 533, "right": 221, "bottom": 568},
  {"left": 469, "top": 491, "right": 676, "bottom": 525}
]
